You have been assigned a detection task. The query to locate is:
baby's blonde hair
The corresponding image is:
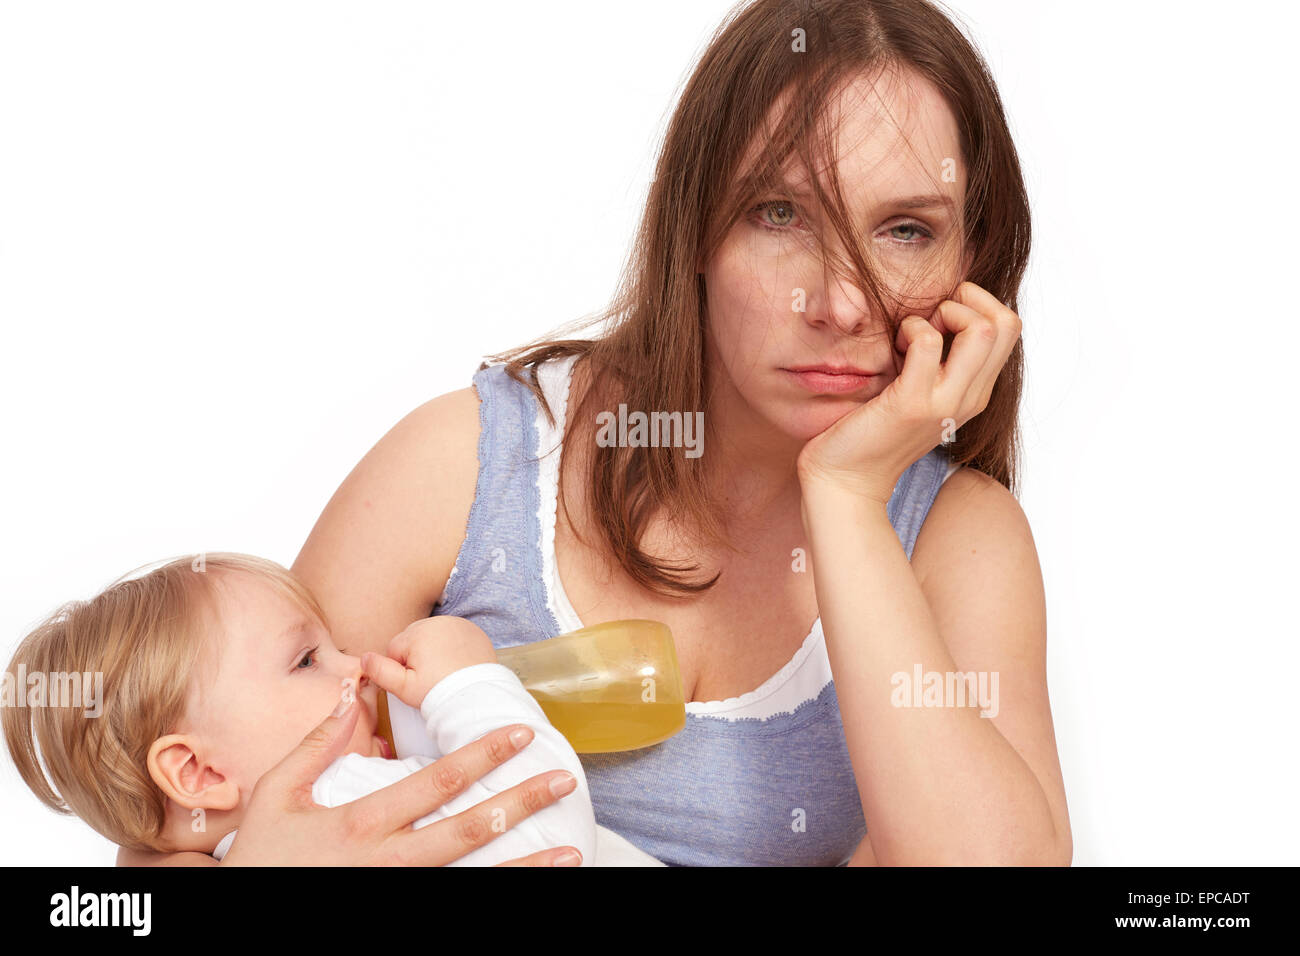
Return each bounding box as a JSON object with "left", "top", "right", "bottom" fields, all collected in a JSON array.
[{"left": 2, "top": 552, "right": 328, "bottom": 851}]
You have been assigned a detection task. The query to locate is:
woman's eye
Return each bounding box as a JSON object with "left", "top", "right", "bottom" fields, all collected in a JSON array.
[
  {"left": 752, "top": 200, "right": 800, "bottom": 230},
  {"left": 884, "top": 222, "right": 934, "bottom": 244},
  {"left": 751, "top": 202, "right": 934, "bottom": 248}
]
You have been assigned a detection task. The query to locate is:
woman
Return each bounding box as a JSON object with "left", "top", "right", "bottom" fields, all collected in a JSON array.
[{"left": 123, "top": 0, "right": 1070, "bottom": 866}]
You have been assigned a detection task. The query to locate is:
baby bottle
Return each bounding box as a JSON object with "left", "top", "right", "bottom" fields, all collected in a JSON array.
[
  {"left": 495, "top": 620, "right": 686, "bottom": 754},
  {"left": 374, "top": 619, "right": 685, "bottom": 756}
]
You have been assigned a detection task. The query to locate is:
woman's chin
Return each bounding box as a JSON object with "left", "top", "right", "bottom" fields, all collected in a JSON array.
[{"left": 779, "top": 400, "right": 868, "bottom": 441}]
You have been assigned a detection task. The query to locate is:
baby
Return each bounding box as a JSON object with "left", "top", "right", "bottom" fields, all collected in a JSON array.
[{"left": 1, "top": 552, "right": 662, "bottom": 866}]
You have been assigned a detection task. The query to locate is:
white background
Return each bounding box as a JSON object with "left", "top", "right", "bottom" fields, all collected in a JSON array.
[{"left": 2, "top": 0, "right": 1297, "bottom": 866}]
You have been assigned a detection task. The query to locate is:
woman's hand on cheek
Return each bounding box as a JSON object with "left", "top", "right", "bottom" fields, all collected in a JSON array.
[{"left": 795, "top": 280, "right": 1022, "bottom": 506}]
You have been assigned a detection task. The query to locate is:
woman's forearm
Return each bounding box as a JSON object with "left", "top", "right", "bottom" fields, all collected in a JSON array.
[{"left": 801, "top": 478, "right": 1059, "bottom": 865}]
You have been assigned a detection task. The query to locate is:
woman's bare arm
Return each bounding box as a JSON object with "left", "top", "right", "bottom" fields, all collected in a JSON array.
[
  {"left": 291, "top": 385, "right": 483, "bottom": 655},
  {"left": 803, "top": 468, "right": 1071, "bottom": 866},
  {"left": 846, "top": 836, "right": 877, "bottom": 866}
]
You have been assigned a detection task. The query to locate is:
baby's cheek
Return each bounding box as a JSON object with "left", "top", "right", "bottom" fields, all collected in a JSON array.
[{"left": 258, "top": 696, "right": 336, "bottom": 773}]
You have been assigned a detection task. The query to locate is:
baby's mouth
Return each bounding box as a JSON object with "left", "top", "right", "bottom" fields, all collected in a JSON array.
[{"left": 374, "top": 733, "right": 394, "bottom": 759}]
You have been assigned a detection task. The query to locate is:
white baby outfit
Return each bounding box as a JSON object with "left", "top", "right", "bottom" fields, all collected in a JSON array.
[{"left": 212, "top": 662, "right": 664, "bottom": 866}]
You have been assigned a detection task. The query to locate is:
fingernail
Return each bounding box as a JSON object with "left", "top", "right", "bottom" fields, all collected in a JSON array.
[
  {"left": 548, "top": 772, "right": 576, "bottom": 797},
  {"left": 554, "top": 849, "right": 582, "bottom": 867},
  {"left": 332, "top": 690, "right": 354, "bottom": 718},
  {"left": 509, "top": 727, "right": 532, "bottom": 750}
]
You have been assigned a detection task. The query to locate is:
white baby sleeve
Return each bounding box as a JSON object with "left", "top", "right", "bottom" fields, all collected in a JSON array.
[{"left": 413, "top": 662, "right": 597, "bottom": 867}]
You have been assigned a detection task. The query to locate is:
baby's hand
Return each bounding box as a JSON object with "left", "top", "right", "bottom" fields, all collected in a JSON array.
[{"left": 361, "top": 617, "right": 497, "bottom": 710}]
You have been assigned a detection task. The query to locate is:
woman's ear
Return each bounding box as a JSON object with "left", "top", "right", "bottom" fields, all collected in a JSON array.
[{"left": 147, "top": 734, "right": 240, "bottom": 812}]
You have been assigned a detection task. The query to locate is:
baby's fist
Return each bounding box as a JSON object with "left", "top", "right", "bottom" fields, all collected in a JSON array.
[{"left": 361, "top": 616, "right": 497, "bottom": 710}]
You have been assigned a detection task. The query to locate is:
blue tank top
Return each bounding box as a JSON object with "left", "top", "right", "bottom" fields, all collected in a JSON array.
[{"left": 433, "top": 358, "right": 955, "bottom": 866}]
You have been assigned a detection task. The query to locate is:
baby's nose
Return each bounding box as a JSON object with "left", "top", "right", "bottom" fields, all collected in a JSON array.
[
  {"left": 347, "top": 659, "right": 373, "bottom": 697},
  {"left": 338, "top": 651, "right": 366, "bottom": 683},
  {"left": 338, "top": 658, "right": 369, "bottom": 696}
]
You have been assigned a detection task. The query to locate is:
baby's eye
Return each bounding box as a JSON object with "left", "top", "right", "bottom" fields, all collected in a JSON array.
[{"left": 296, "top": 646, "right": 320, "bottom": 670}]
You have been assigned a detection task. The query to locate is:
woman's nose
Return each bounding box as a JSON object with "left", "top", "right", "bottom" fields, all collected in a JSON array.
[{"left": 802, "top": 267, "right": 875, "bottom": 336}]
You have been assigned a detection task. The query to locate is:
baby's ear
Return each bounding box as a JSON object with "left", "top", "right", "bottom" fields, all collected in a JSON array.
[{"left": 147, "top": 735, "right": 240, "bottom": 812}]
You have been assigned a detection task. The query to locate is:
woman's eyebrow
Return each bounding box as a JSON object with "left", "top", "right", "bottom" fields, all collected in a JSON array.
[
  {"left": 774, "top": 179, "right": 955, "bottom": 214},
  {"left": 888, "top": 193, "right": 956, "bottom": 211}
]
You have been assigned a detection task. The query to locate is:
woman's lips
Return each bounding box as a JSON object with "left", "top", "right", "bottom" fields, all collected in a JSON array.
[{"left": 783, "top": 368, "right": 876, "bottom": 394}]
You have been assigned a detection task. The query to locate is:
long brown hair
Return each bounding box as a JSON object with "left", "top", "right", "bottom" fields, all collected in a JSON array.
[{"left": 483, "top": 0, "right": 1030, "bottom": 597}]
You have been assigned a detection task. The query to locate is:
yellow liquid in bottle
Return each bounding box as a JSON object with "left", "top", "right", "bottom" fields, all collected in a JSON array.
[
  {"left": 530, "top": 694, "right": 686, "bottom": 754},
  {"left": 373, "top": 620, "right": 685, "bottom": 756},
  {"left": 375, "top": 681, "right": 679, "bottom": 758},
  {"left": 497, "top": 620, "right": 687, "bottom": 754}
]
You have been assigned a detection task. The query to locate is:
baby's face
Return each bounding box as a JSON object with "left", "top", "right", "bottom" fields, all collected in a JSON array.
[{"left": 183, "top": 572, "right": 390, "bottom": 804}]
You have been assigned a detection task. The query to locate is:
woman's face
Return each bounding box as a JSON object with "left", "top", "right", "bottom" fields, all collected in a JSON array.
[{"left": 703, "top": 66, "right": 969, "bottom": 442}]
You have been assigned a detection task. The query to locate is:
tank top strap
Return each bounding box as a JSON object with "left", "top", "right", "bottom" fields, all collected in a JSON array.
[
  {"left": 888, "top": 445, "right": 954, "bottom": 561},
  {"left": 434, "top": 362, "right": 561, "bottom": 646}
]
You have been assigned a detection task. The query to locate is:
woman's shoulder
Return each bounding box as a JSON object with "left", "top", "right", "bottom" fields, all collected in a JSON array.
[
  {"left": 366, "top": 384, "right": 483, "bottom": 510},
  {"left": 378, "top": 382, "right": 484, "bottom": 577},
  {"left": 910, "top": 463, "right": 1036, "bottom": 587}
]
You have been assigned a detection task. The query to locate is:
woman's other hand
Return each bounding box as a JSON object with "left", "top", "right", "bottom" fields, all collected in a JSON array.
[
  {"left": 119, "top": 694, "right": 583, "bottom": 866},
  {"left": 795, "top": 280, "right": 1022, "bottom": 504},
  {"left": 222, "top": 694, "right": 582, "bottom": 866}
]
